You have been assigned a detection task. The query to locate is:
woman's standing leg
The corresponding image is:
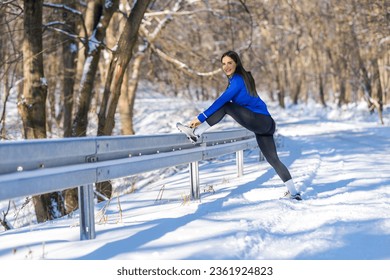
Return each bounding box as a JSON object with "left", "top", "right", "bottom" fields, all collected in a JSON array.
[
  {"left": 255, "top": 134, "right": 291, "bottom": 182},
  {"left": 256, "top": 134, "right": 300, "bottom": 196}
]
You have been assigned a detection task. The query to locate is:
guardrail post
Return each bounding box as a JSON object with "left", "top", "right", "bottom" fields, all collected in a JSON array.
[
  {"left": 236, "top": 150, "right": 244, "bottom": 177},
  {"left": 78, "top": 184, "right": 96, "bottom": 240},
  {"left": 189, "top": 161, "right": 200, "bottom": 200}
]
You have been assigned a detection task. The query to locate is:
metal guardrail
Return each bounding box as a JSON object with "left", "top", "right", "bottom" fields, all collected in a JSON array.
[{"left": 0, "top": 129, "right": 258, "bottom": 240}]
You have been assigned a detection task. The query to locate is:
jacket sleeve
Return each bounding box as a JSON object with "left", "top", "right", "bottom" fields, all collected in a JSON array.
[{"left": 197, "top": 75, "right": 241, "bottom": 122}]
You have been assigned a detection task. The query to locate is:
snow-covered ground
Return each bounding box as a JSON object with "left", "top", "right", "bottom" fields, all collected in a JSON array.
[{"left": 1, "top": 84, "right": 390, "bottom": 268}]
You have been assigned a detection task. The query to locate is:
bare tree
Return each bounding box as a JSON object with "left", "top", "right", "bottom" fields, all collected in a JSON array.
[
  {"left": 61, "top": 0, "right": 78, "bottom": 137},
  {"left": 72, "top": 0, "right": 119, "bottom": 137},
  {"left": 118, "top": 0, "right": 185, "bottom": 135},
  {"left": 19, "top": 0, "right": 47, "bottom": 139},
  {"left": 0, "top": 1, "right": 27, "bottom": 140},
  {"left": 97, "top": 0, "right": 152, "bottom": 136},
  {"left": 18, "top": 0, "right": 66, "bottom": 222},
  {"left": 61, "top": 0, "right": 120, "bottom": 212}
]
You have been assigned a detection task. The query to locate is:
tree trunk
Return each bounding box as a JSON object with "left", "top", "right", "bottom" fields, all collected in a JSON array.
[
  {"left": 72, "top": 0, "right": 119, "bottom": 137},
  {"left": 275, "top": 72, "right": 285, "bottom": 108},
  {"left": 118, "top": 69, "right": 134, "bottom": 135},
  {"left": 19, "top": 0, "right": 47, "bottom": 139},
  {"left": 318, "top": 74, "right": 327, "bottom": 107},
  {"left": 65, "top": 0, "right": 119, "bottom": 212},
  {"left": 337, "top": 78, "right": 347, "bottom": 107},
  {"left": 371, "top": 58, "right": 384, "bottom": 124},
  {"left": 19, "top": 0, "right": 65, "bottom": 222},
  {"left": 95, "top": 0, "right": 151, "bottom": 201},
  {"left": 0, "top": 13, "right": 7, "bottom": 139},
  {"left": 119, "top": 51, "right": 146, "bottom": 135},
  {"left": 97, "top": 0, "right": 152, "bottom": 136},
  {"left": 292, "top": 78, "right": 302, "bottom": 105},
  {"left": 118, "top": 0, "right": 186, "bottom": 135},
  {"left": 62, "top": 0, "right": 78, "bottom": 137},
  {"left": 73, "top": 0, "right": 96, "bottom": 101}
]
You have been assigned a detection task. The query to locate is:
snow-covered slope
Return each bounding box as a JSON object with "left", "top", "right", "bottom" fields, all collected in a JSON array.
[{"left": 1, "top": 83, "right": 389, "bottom": 261}]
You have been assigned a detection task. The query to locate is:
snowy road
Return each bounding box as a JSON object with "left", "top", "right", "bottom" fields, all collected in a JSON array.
[{"left": 1, "top": 113, "right": 389, "bottom": 260}]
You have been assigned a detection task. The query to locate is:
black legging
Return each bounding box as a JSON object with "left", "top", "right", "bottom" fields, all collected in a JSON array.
[{"left": 205, "top": 102, "right": 292, "bottom": 182}]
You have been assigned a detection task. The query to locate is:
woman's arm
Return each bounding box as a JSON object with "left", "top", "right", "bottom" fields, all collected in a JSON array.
[{"left": 196, "top": 74, "right": 242, "bottom": 123}]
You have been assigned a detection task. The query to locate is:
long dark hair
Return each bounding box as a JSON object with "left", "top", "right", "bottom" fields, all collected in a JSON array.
[{"left": 221, "top": 50, "right": 258, "bottom": 98}]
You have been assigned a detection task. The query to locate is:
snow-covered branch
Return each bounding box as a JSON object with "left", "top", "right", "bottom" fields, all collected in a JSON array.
[
  {"left": 43, "top": 2, "right": 88, "bottom": 44},
  {"left": 152, "top": 46, "right": 222, "bottom": 77},
  {"left": 144, "top": 8, "right": 223, "bottom": 17},
  {"left": 140, "top": 0, "right": 184, "bottom": 43}
]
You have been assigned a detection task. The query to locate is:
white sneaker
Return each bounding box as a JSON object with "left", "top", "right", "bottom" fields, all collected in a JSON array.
[
  {"left": 283, "top": 191, "right": 302, "bottom": 201},
  {"left": 176, "top": 122, "right": 199, "bottom": 143}
]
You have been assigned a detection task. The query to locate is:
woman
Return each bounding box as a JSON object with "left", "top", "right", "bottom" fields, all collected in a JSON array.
[{"left": 177, "top": 50, "right": 301, "bottom": 200}]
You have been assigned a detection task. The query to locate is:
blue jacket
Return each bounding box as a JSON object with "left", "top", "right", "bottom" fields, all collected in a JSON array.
[{"left": 197, "top": 73, "right": 270, "bottom": 122}]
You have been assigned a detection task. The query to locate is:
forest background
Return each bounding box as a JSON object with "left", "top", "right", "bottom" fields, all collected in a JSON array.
[{"left": 0, "top": 0, "right": 389, "bottom": 225}]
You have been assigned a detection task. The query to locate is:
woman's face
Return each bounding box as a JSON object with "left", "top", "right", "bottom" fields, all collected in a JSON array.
[{"left": 222, "top": 55, "right": 237, "bottom": 77}]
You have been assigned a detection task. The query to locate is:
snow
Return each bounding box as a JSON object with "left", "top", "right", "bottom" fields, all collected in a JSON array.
[{"left": 1, "top": 83, "right": 390, "bottom": 277}]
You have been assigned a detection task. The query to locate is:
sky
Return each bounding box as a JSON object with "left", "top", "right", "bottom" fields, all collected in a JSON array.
[{"left": 1, "top": 83, "right": 390, "bottom": 278}]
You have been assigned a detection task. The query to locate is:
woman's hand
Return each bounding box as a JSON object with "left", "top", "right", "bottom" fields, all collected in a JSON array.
[{"left": 189, "top": 117, "right": 201, "bottom": 128}]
